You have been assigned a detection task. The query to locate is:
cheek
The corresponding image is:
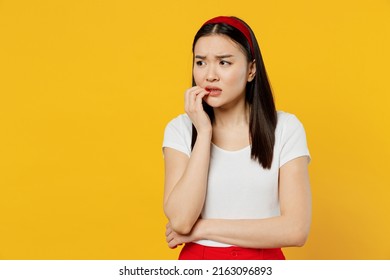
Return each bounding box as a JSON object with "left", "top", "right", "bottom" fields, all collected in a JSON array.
[
  {"left": 192, "top": 68, "right": 203, "bottom": 85},
  {"left": 226, "top": 69, "right": 248, "bottom": 87}
]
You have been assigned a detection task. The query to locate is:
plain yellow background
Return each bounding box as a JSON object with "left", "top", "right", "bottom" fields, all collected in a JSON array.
[{"left": 1, "top": 0, "right": 389, "bottom": 259}]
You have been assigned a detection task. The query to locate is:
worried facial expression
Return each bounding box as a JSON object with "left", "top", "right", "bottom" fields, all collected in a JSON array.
[{"left": 193, "top": 34, "right": 256, "bottom": 109}]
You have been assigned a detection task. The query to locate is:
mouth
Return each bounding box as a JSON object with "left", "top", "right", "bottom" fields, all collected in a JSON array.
[{"left": 205, "top": 86, "right": 222, "bottom": 96}]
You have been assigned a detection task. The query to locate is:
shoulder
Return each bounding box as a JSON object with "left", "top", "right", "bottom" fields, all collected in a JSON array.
[
  {"left": 275, "top": 111, "right": 310, "bottom": 166},
  {"left": 165, "top": 113, "right": 192, "bottom": 131},
  {"left": 276, "top": 111, "right": 305, "bottom": 132},
  {"left": 163, "top": 114, "right": 193, "bottom": 157},
  {"left": 277, "top": 111, "right": 302, "bottom": 126}
]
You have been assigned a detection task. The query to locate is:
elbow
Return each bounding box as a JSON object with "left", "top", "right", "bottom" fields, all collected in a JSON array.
[
  {"left": 164, "top": 207, "right": 195, "bottom": 235},
  {"left": 292, "top": 230, "right": 309, "bottom": 247},
  {"left": 169, "top": 219, "right": 193, "bottom": 235},
  {"left": 286, "top": 222, "right": 310, "bottom": 247}
]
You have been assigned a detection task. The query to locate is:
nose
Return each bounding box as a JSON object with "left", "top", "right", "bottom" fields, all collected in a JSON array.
[{"left": 206, "top": 65, "right": 219, "bottom": 82}]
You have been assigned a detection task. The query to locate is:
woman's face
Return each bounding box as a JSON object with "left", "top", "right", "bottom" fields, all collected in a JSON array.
[{"left": 193, "top": 34, "right": 255, "bottom": 109}]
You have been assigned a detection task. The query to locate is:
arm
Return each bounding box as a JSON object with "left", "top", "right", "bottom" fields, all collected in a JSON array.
[
  {"left": 166, "top": 156, "right": 311, "bottom": 248},
  {"left": 163, "top": 87, "right": 212, "bottom": 234}
]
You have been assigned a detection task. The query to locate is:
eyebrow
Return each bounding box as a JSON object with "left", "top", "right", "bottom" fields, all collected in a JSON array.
[{"left": 195, "top": 54, "right": 234, "bottom": 59}]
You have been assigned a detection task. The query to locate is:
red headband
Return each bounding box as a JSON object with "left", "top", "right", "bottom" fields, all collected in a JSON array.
[{"left": 202, "top": 16, "right": 254, "bottom": 56}]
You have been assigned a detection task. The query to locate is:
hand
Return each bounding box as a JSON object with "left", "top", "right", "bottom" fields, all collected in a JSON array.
[
  {"left": 165, "top": 221, "right": 202, "bottom": 249},
  {"left": 184, "top": 86, "right": 212, "bottom": 134}
]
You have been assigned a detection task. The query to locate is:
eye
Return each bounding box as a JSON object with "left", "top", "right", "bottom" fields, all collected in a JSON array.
[
  {"left": 220, "top": 60, "right": 232, "bottom": 66},
  {"left": 195, "top": 60, "right": 205, "bottom": 66}
]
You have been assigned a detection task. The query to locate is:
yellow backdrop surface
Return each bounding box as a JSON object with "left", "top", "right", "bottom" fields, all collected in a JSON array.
[{"left": 1, "top": 0, "right": 389, "bottom": 259}]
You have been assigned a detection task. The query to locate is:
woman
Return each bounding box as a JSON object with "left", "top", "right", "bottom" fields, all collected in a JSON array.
[{"left": 162, "top": 16, "right": 311, "bottom": 260}]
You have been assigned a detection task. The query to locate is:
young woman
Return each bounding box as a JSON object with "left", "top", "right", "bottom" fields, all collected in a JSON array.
[{"left": 162, "top": 16, "right": 311, "bottom": 260}]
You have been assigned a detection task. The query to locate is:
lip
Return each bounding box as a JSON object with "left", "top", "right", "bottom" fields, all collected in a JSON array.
[{"left": 205, "top": 86, "right": 222, "bottom": 96}]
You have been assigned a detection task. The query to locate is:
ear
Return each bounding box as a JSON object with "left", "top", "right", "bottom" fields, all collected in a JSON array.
[{"left": 247, "top": 60, "right": 256, "bottom": 82}]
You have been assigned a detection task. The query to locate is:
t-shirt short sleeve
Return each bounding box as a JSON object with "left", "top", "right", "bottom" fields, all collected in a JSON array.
[
  {"left": 162, "top": 114, "right": 192, "bottom": 157},
  {"left": 278, "top": 113, "right": 311, "bottom": 167}
]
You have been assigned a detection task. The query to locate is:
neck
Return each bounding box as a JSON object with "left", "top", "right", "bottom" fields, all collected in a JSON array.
[{"left": 213, "top": 98, "right": 250, "bottom": 128}]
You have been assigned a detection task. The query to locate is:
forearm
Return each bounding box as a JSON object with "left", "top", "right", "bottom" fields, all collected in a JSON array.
[
  {"left": 164, "top": 132, "right": 211, "bottom": 234},
  {"left": 197, "top": 215, "right": 310, "bottom": 248}
]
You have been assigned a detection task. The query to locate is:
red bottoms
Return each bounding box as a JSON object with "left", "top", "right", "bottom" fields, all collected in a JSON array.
[{"left": 178, "top": 242, "right": 285, "bottom": 260}]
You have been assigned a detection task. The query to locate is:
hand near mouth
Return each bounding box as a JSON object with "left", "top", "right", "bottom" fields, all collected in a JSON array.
[
  {"left": 184, "top": 86, "right": 212, "bottom": 135},
  {"left": 205, "top": 86, "right": 222, "bottom": 97}
]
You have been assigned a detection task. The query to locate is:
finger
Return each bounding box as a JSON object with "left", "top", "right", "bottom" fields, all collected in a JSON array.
[
  {"left": 165, "top": 223, "right": 172, "bottom": 236},
  {"left": 166, "top": 234, "right": 173, "bottom": 243},
  {"left": 189, "top": 89, "right": 209, "bottom": 113},
  {"left": 186, "top": 88, "right": 204, "bottom": 113},
  {"left": 166, "top": 231, "right": 175, "bottom": 243},
  {"left": 168, "top": 242, "right": 178, "bottom": 249},
  {"left": 168, "top": 239, "right": 182, "bottom": 249},
  {"left": 195, "top": 91, "right": 209, "bottom": 110},
  {"left": 196, "top": 90, "right": 210, "bottom": 99},
  {"left": 185, "top": 87, "right": 202, "bottom": 112},
  {"left": 184, "top": 89, "right": 191, "bottom": 112}
]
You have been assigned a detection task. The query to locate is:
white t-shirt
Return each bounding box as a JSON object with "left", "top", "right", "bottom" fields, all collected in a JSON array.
[{"left": 162, "top": 111, "right": 310, "bottom": 247}]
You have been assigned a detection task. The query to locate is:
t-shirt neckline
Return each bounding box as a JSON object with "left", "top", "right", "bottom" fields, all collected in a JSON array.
[{"left": 211, "top": 142, "right": 251, "bottom": 153}]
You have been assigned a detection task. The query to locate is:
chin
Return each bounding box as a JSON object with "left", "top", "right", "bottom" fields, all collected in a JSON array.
[
  {"left": 204, "top": 102, "right": 221, "bottom": 109},
  {"left": 204, "top": 98, "right": 222, "bottom": 108}
]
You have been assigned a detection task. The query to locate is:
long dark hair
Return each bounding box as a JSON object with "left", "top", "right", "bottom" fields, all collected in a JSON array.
[{"left": 191, "top": 17, "right": 277, "bottom": 169}]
